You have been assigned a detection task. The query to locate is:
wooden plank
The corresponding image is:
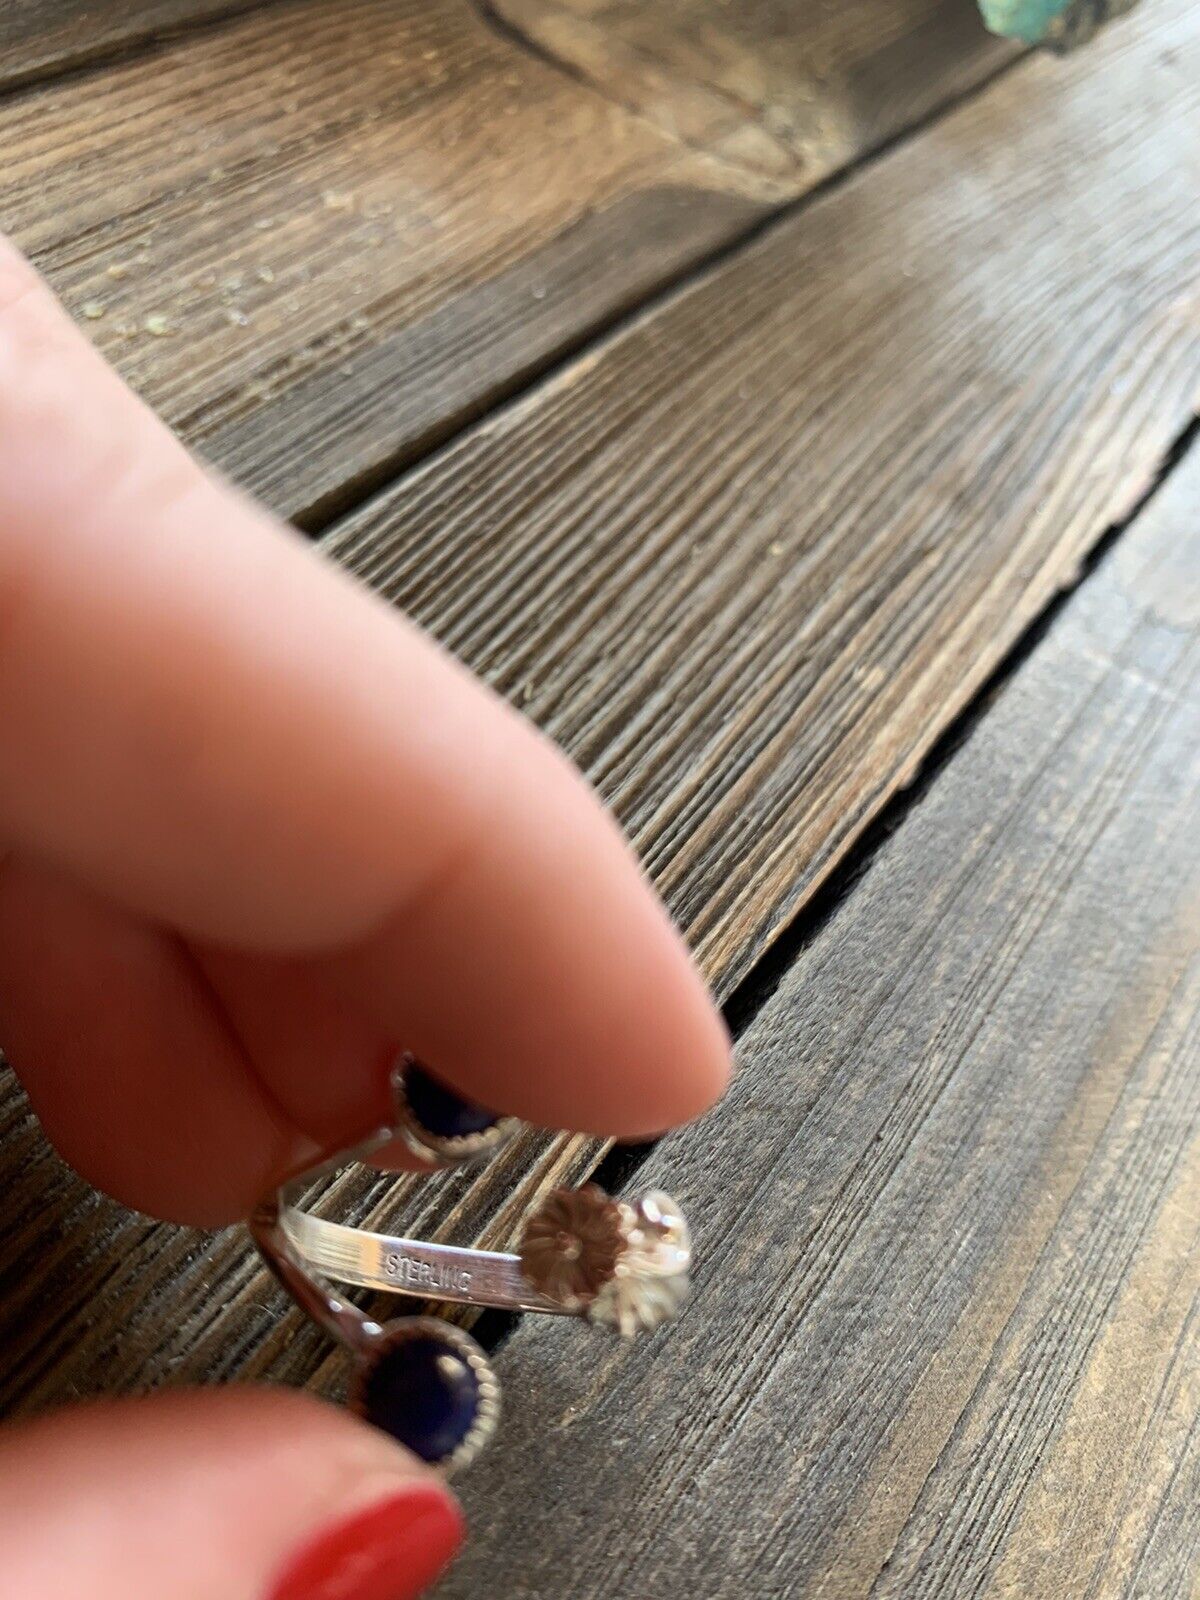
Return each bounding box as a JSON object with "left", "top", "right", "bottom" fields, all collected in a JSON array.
[
  {"left": 444, "top": 443, "right": 1200, "bottom": 1599},
  {"left": 0, "top": 0, "right": 1009, "bottom": 523},
  {"left": 0, "top": 0, "right": 1194, "bottom": 1418},
  {"left": 0, "top": 3, "right": 279, "bottom": 92},
  {"left": 326, "top": 0, "right": 1200, "bottom": 999}
]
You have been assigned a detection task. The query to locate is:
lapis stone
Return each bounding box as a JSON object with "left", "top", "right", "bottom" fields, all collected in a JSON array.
[
  {"left": 361, "top": 1334, "right": 481, "bottom": 1464},
  {"left": 404, "top": 1058, "right": 500, "bottom": 1139}
]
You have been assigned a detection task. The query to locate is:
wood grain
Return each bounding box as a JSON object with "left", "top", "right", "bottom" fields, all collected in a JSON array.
[
  {"left": 327, "top": 0, "right": 1200, "bottom": 997},
  {"left": 0, "top": 0, "right": 1008, "bottom": 523},
  {"left": 442, "top": 442, "right": 1200, "bottom": 1600},
  {"left": 0, "top": 1, "right": 270, "bottom": 92},
  {"left": 0, "top": 0, "right": 1195, "bottom": 1438}
]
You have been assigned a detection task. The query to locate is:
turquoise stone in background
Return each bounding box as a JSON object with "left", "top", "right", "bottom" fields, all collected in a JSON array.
[
  {"left": 979, "top": 0, "right": 1073, "bottom": 41},
  {"left": 979, "top": 0, "right": 1140, "bottom": 48}
]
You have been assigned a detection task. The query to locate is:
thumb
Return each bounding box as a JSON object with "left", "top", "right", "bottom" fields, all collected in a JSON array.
[{"left": 0, "top": 1388, "right": 463, "bottom": 1600}]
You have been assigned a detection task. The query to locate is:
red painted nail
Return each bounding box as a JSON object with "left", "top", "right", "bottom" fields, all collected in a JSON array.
[{"left": 267, "top": 1486, "right": 464, "bottom": 1600}]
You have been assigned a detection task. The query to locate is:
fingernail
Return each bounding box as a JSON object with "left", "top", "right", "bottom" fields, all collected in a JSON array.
[{"left": 266, "top": 1486, "right": 464, "bottom": 1600}]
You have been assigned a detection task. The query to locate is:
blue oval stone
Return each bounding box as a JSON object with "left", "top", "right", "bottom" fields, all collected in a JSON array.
[
  {"left": 405, "top": 1059, "right": 500, "bottom": 1140},
  {"left": 361, "top": 1334, "right": 481, "bottom": 1464}
]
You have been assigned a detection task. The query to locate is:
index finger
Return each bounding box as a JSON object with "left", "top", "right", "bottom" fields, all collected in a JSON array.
[{"left": 0, "top": 238, "right": 730, "bottom": 1188}]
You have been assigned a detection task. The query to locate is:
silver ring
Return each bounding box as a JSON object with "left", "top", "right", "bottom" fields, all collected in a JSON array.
[{"left": 250, "top": 1055, "right": 692, "bottom": 1473}]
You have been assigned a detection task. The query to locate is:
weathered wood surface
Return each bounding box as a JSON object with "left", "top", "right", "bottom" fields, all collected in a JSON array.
[
  {"left": 0, "top": 0, "right": 1008, "bottom": 524},
  {"left": 329, "top": 1, "right": 1199, "bottom": 1011},
  {"left": 0, "top": 1, "right": 269, "bottom": 91},
  {"left": 0, "top": 0, "right": 1193, "bottom": 1426},
  {"left": 445, "top": 443, "right": 1200, "bottom": 1600}
]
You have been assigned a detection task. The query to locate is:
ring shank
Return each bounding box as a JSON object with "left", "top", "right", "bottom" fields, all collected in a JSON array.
[{"left": 283, "top": 1207, "right": 570, "bottom": 1316}]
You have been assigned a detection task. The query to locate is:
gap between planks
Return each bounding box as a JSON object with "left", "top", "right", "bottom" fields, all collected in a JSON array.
[
  {"left": 489, "top": 415, "right": 1200, "bottom": 1355},
  {"left": 440, "top": 419, "right": 1200, "bottom": 1600}
]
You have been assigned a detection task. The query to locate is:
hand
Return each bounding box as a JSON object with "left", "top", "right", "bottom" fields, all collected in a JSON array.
[{"left": 0, "top": 235, "right": 730, "bottom": 1600}]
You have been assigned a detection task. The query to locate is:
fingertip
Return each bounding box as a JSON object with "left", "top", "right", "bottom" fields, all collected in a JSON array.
[{"left": 329, "top": 734, "right": 732, "bottom": 1140}]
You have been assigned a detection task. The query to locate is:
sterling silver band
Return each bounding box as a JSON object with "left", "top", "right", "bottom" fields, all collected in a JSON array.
[
  {"left": 251, "top": 1132, "right": 566, "bottom": 1363},
  {"left": 254, "top": 1142, "right": 691, "bottom": 1347},
  {"left": 282, "top": 1205, "right": 570, "bottom": 1316},
  {"left": 252, "top": 1060, "right": 692, "bottom": 1358}
]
